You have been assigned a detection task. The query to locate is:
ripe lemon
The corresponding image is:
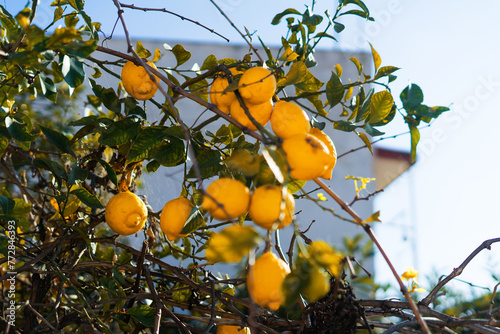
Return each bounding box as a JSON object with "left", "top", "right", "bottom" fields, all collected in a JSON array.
[
  {"left": 282, "top": 133, "right": 331, "bottom": 181},
  {"left": 216, "top": 325, "right": 250, "bottom": 334},
  {"left": 302, "top": 266, "right": 330, "bottom": 302},
  {"left": 229, "top": 98, "right": 273, "bottom": 131},
  {"left": 247, "top": 251, "right": 290, "bottom": 310},
  {"left": 238, "top": 67, "right": 276, "bottom": 105},
  {"left": 210, "top": 68, "right": 242, "bottom": 114},
  {"left": 249, "top": 184, "right": 295, "bottom": 230},
  {"left": 309, "top": 128, "right": 337, "bottom": 180},
  {"left": 121, "top": 59, "right": 159, "bottom": 100},
  {"left": 160, "top": 197, "right": 194, "bottom": 241},
  {"left": 201, "top": 178, "right": 250, "bottom": 220},
  {"left": 105, "top": 191, "right": 148, "bottom": 235},
  {"left": 270, "top": 101, "right": 311, "bottom": 139}
]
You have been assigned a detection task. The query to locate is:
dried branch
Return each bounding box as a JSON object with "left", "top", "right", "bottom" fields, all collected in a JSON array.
[{"left": 421, "top": 238, "right": 500, "bottom": 306}]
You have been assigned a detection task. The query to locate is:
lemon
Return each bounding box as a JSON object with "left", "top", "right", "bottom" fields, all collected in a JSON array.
[
  {"left": 249, "top": 184, "right": 294, "bottom": 230},
  {"left": 282, "top": 133, "right": 331, "bottom": 181},
  {"left": 309, "top": 127, "right": 337, "bottom": 180},
  {"left": 160, "top": 197, "right": 194, "bottom": 241},
  {"left": 238, "top": 67, "right": 276, "bottom": 105},
  {"left": 247, "top": 251, "right": 290, "bottom": 310},
  {"left": 201, "top": 178, "right": 250, "bottom": 220},
  {"left": 105, "top": 191, "right": 148, "bottom": 235},
  {"left": 302, "top": 266, "right": 330, "bottom": 303},
  {"left": 121, "top": 60, "right": 159, "bottom": 100},
  {"left": 270, "top": 101, "right": 311, "bottom": 139},
  {"left": 210, "top": 68, "right": 241, "bottom": 114},
  {"left": 216, "top": 325, "right": 250, "bottom": 334},
  {"left": 229, "top": 98, "right": 273, "bottom": 131}
]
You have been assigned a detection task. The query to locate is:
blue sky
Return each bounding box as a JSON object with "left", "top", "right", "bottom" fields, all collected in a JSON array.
[{"left": 7, "top": 0, "right": 500, "bottom": 296}]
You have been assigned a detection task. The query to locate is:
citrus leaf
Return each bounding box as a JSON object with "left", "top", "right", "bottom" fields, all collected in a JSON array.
[
  {"left": 356, "top": 132, "right": 372, "bottom": 155},
  {"left": 135, "top": 40, "right": 151, "bottom": 58},
  {"left": 99, "top": 117, "right": 142, "bottom": 147},
  {"left": 362, "top": 211, "right": 381, "bottom": 225},
  {"left": 400, "top": 83, "right": 423, "bottom": 110},
  {"left": 0, "top": 195, "right": 15, "bottom": 214},
  {"left": 127, "top": 305, "right": 156, "bottom": 328},
  {"left": 326, "top": 71, "right": 344, "bottom": 107},
  {"left": 205, "top": 225, "right": 261, "bottom": 263},
  {"left": 262, "top": 146, "right": 286, "bottom": 184},
  {"left": 38, "top": 72, "right": 58, "bottom": 102},
  {"left": 127, "top": 126, "right": 171, "bottom": 164},
  {"left": 349, "top": 57, "right": 363, "bottom": 75},
  {"left": 333, "top": 120, "right": 357, "bottom": 132},
  {"left": 170, "top": 44, "right": 191, "bottom": 67},
  {"left": 5, "top": 116, "right": 39, "bottom": 142},
  {"left": 101, "top": 88, "right": 121, "bottom": 113},
  {"left": 71, "top": 187, "right": 104, "bottom": 209},
  {"left": 34, "top": 157, "right": 68, "bottom": 183},
  {"left": 410, "top": 125, "right": 420, "bottom": 163},
  {"left": 277, "top": 61, "right": 308, "bottom": 87},
  {"left": 97, "top": 159, "right": 118, "bottom": 187},
  {"left": 271, "top": 8, "right": 301, "bottom": 25},
  {"left": 61, "top": 55, "right": 85, "bottom": 89},
  {"left": 294, "top": 69, "right": 323, "bottom": 92},
  {"left": 367, "top": 90, "right": 393, "bottom": 124},
  {"left": 68, "top": 164, "right": 88, "bottom": 185},
  {"left": 151, "top": 139, "right": 186, "bottom": 167},
  {"left": 369, "top": 43, "right": 381, "bottom": 72},
  {"left": 187, "top": 149, "right": 223, "bottom": 179},
  {"left": 374, "top": 66, "right": 400, "bottom": 80},
  {"left": 180, "top": 207, "right": 205, "bottom": 235},
  {"left": 200, "top": 54, "right": 218, "bottom": 71},
  {"left": 39, "top": 124, "right": 75, "bottom": 157}
]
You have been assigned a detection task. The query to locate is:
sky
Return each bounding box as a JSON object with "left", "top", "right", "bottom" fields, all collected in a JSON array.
[{"left": 6, "top": 0, "right": 500, "bottom": 298}]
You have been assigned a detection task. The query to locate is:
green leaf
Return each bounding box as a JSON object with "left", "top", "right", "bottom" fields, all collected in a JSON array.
[
  {"left": 277, "top": 61, "right": 308, "bottom": 87},
  {"left": 349, "top": 57, "right": 363, "bottom": 75},
  {"left": 205, "top": 225, "right": 261, "bottom": 263},
  {"left": 127, "top": 305, "right": 156, "bottom": 328},
  {"left": 145, "top": 160, "right": 161, "bottom": 173},
  {"left": 333, "top": 120, "right": 357, "bottom": 132},
  {"left": 294, "top": 69, "right": 323, "bottom": 92},
  {"left": 369, "top": 43, "right": 381, "bottom": 72},
  {"left": 326, "top": 71, "right": 344, "bottom": 107},
  {"left": 34, "top": 157, "right": 68, "bottom": 182},
  {"left": 98, "top": 159, "right": 118, "bottom": 187},
  {"left": 0, "top": 195, "right": 15, "bottom": 214},
  {"left": 0, "top": 5, "right": 20, "bottom": 41},
  {"left": 271, "top": 8, "right": 301, "bottom": 25},
  {"left": 410, "top": 125, "right": 420, "bottom": 163},
  {"left": 38, "top": 73, "right": 58, "bottom": 102},
  {"left": 170, "top": 44, "right": 191, "bottom": 67},
  {"left": 400, "top": 83, "right": 424, "bottom": 110},
  {"left": 188, "top": 77, "right": 209, "bottom": 102},
  {"left": 101, "top": 88, "right": 121, "bottom": 113},
  {"left": 355, "top": 88, "right": 373, "bottom": 123},
  {"left": 287, "top": 179, "right": 306, "bottom": 194},
  {"left": 262, "top": 146, "right": 287, "bottom": 184},
  {"left": 5, "top": 116, "right": 39, "bottom": 142},
  {"left": 367, "top": 90, "right": 394, "bottom": 124},
  {"left": 99, "top": 117, "right": 142, "bottom": 147},
  {"left": 374, "top": 66, "right": 400, "bottom": 80},
  {"left": 151, "top": 139, "right": 186, "bottom": 167},
  {"left": 0, "top": 136, "right": 8, "bottom": 156},
  {"left": 363, "top": 123, "right": 384, "bottom": 137},
  {"left": 343, "top": 0, "right": 370, "bottom": 15},
  {"left": 117, "top": 250, "right": 132, "bottom": 265},
  {"left": 61, "top": 55, "right": 85, "bottom": 89},
  {"left": 40, "top": 124, "right": 75, "bottom": 157},
  {"left": 356, "top": 132, "right": 373, "bottom": 154},
  {"left": 180, "top": 207, "right": 205, "bottom": 235},
  {"left": 186, "top": 149, "right": 223, "bottom": 179},
  {"left": 369, "top": 104, "right": 396, "bottom": 127},
  {"left": 68, "top": 164, "right": 88, "bottom": 185},
  {"left": 339, "top": 9, "right": 373, "bottom": 20},
  {"left": 200, "top": 54, "right": 218, "bottom": 71},
  {"left": 71, "top": 187, "right": 104, "bottom": 209},
  {"left": 334, "top": 22, "right": 345, "bottom": 33},
  {"left": 135, "top": 40, "right": 151, "bottom": 58},
  {"left": 127, "top": 126, "right": 172, "bottom": 164}
]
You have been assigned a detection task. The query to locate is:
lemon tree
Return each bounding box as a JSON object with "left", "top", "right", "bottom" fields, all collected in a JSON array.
[{"left": 2, "top": 1, "right": 490, "bottom": 334}]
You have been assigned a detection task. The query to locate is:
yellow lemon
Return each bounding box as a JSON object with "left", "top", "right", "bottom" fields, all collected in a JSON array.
[
  {"left": 216, "top": 325, "right": 250, "bottom": 334},
  {"left": 270, "top": 101, "right": 311, "bottom": 139},
  {"left": 160, "top": 197, "right": 194, "bottom": 241},
  {"left": 201, "top": 178, "right": 250, "bottom": 220},
  {"left": 229, "top": 98, "right": 273, "bottom": 131},
  {"left": 249, "top": 184, "right": 294, "bottom": 230},
  {"left": 238, "top": 67, "right": 276, "bottom": 105},
  {"left": 302, "top": 266, "right": 330, "bottom": 303},
  {"left": 105, "top": 191, "right": 148, "bottom": 235},
  {"left": 282, "top": 133, "right": 331, "bottom": 181},
  {"left": 210, "top": 68, "right": 242, "bottom": 114},
  {"left": 247, "top": 252, "right": 290, "bottom": 310},
  {"left": 309, "top": 127, "right": 337, "bottom": 180},
  {"left": 121, "top": 59, "right": 159, "bottom": 100}
]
